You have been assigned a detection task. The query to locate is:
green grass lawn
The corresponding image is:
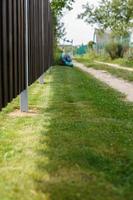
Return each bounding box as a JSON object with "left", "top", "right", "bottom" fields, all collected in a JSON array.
[
  {"left": 0, "top": 66, "right": 133, "bottom": 200},
  {"left": 75, "top": 53, "right": 133, "bottom": 68},
  {"left": 75, "top": 57, "right": 133, "bottom": 82},
  {"left": 110, "top": 58, "right": 133, "bottom": 68},
  {"left": 97, "top": 57, "right": 133, "bottom": 68}
]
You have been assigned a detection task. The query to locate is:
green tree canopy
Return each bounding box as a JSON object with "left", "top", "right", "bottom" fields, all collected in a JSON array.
[
  {"left": 79, "top": 0, "right": 133, "bottom": 37},
  {"left": 50, "top": 0, "right": 75, "bottom": 41},
  {"left": 51, "top": 0, "right": 75, "bottom": 16}
]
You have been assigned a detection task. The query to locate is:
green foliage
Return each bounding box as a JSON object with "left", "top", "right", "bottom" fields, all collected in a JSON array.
[
  {"left": 88, "top": 41, "right": 95, "bottom": 49},
  {"left": 53, "top": 47, "right": 62, "bottom": 65},
  {"left": 105, "top": 42, "right": 125, "bottom": 59},
  {"left": 79, "top": 0, "right": 133, "bottom": 36},
  {"left": 51, "top": 0, "right": 75, "bottom": 16},
  {"left": 75, "top": 51, "right": 110, "bottom": 63},
  {"left": 51, "top": 0, "right": 75, "bottom": 41},
  {"left": 85, "top": 51, "right": 99, "bottom": 60}
]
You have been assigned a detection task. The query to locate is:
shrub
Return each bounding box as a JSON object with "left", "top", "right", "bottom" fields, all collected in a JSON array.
[
  {"left": 105, "top": 42, "right": 126, "bottom": 59},
  {"left": 85, "top": 51, "right": 99, "bottom": 60},
  {"left": 88, "top": 41, "right": 95, "bottom": 50},
  {"left": 53, "top": 47, "right": 62, "bottom": 65}
]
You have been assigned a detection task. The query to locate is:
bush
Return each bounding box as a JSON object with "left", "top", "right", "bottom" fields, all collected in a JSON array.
[
  {"left": 105, "top": 42, "right": 126, "bottom": 59},
  {"left": 83, "top": 51, "right": 99, "bottom": 60},
  {"left": 53, "top": 47, "right": 62, "bottom": 65},
  {"left": 88, "top": 41, "right": 95, "bottom": 50}
]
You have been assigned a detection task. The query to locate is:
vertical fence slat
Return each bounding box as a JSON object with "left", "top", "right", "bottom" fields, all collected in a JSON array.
[
  {"left": 2, "top": 0, "right": 9, "bottom": 105},
  {"left": 13, "top": 0, "right": 18, "bottom": 97},
  {"left": 0, "top": 2, "right": 3, "bottom": 109},
  {"left": 8, "top": 0, "right": 14, "bottom": 101},
  {"left": 0, "top": 0, "right": 53, "bottom": 111}
]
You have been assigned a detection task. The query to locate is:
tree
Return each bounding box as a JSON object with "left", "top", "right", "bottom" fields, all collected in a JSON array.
[
  {"left": 50, "top": 0, "right": 75, "bottom": 41},
  {"left": 79, "top": 0, "right": 133, "bottom": 37},
  {"left": 88, "top": 41, "right": 95, "bottom": 50},
  {"left": 51, "top": 0, "right": 75, "bottom": 16}
]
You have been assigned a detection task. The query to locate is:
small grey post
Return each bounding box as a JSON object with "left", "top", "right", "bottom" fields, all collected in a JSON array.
[
  {"left": 20, "top": 0, "right": 28, "bottom": 112},
  {"left": 20, "top": 90, "right": 28, "bottom": 112},
  {"left": 39, "top": 74, "right": 44, "bottom": 84}
]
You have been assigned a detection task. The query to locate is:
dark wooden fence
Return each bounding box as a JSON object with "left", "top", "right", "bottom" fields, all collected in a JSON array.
[{"left": 0, "top": 0, "right": 53, "bottom": 110}]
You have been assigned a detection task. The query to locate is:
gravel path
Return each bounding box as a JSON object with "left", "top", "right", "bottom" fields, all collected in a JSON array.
[
  {"left": 74, "top": 61, "right": 133, "bottom": 102},
  {"left": 95, "top": 61, "right": 133, "bottom": 72}
]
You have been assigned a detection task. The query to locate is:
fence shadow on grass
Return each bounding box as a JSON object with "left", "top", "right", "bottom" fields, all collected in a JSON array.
[{"left": 34, "top": 67, "right": 133, "bottom": 200}]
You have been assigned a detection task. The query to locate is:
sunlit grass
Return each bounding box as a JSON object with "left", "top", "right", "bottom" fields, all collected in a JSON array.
[
  {"left": 75, "top": 57, "right": 133, "bottom": 82},
  {"left": 0, "top": 66, "right": 133, "bottom": 199},
  {"left": 75, "top": 52, "right": 133, "bottom": 68}
]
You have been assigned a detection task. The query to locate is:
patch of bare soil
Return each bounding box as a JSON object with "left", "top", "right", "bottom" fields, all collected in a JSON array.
[{"left": 8, "top": 109, "right": 39, "bottom": 117}]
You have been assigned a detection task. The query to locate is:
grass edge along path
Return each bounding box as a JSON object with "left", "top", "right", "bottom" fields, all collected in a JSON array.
[
  {"left": 75, "top": 57, "right": 133, "bottom": 82},
  {"left": 95, "top": 61, "right": 133, "bottom": 72},
  {"left": 0, "top": 66, "right": 133, "bottom": 200}
]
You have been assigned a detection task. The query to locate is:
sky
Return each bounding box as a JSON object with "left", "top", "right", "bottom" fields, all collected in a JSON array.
[{"left": 61, "top": 0, "right": 99, "bottom": 46}]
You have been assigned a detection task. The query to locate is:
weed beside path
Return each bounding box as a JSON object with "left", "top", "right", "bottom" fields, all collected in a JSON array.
[
  {"left": 74, "top": 60, "right": 133, "bottom": 102},
  {"left": 95, "top": 61, "right": 133, "bottom": 72},
  {"left": 75, "top": 57, "right": 133, "bottom": 82},
  {"left": 0, "top": 66, "right": 133, "bottom": 200}
]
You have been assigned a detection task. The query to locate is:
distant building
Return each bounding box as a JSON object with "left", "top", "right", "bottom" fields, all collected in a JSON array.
[
  {"left": 93, "top": 28, "right": 112, "bottom": 53},
  {"left": 93, "top": 28, "right": 133, "bottom": 53},
  {"left": 93, "top": 29, "right": 111, "bottom": 45}
]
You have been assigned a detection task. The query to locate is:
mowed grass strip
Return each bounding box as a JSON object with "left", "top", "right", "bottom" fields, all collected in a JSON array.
[
  {"left": 75, "top": 57, "right": 133, "bottom": 82},
  {"left": 0, "top": 66, "right": 133, "bottom": 200}
]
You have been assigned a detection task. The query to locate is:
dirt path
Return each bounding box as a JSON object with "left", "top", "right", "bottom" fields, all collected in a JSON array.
[
  {"left": 95, "top": 61, "right": 133, "bottom": 72},
  {"left": 74, "top": 61, "right": 133, "bottom": 102}
]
